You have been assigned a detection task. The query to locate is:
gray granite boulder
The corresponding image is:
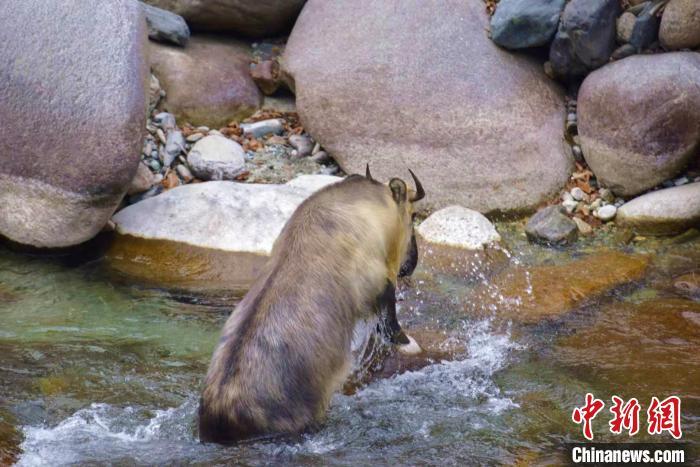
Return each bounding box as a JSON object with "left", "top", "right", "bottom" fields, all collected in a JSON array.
[
  {"left": 0, "top": 0, "right": 148, "bottom": 248},
  {"left": 283, "top": 0, "right": 571, "bottom": 214}
]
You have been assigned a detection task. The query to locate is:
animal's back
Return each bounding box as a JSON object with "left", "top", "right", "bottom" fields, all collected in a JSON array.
[{"left": 199, "top": 177, "right": 393, "bottom": 443}]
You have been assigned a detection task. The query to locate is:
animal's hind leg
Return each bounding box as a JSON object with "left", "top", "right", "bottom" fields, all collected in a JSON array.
[{"left": 377, "top": 280, "right": 410, "bottom": 345}]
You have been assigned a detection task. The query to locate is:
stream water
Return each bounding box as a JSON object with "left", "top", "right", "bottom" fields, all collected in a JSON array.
[{"left": 0, "top": 227, "right": 698, "bottom": 465}]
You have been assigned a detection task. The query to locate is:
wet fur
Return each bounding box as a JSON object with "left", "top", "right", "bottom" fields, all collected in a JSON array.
[{"left": 199, "top": 174, "right": 417, "bottom": 444}]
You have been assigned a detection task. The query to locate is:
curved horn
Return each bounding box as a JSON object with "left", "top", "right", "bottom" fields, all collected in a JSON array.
[
  {"left": 408, "top": 169, "right": 425, "bottom": 202},
  {"left": 365, "top": 163, "right": 373, "bottom": 181}
]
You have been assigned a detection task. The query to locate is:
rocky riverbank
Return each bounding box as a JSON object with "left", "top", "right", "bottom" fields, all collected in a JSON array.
[{"left": 0, "top": 0, "right": 698, "bottom": 278}]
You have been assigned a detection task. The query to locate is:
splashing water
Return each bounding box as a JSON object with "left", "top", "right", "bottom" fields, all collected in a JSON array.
[{"left": 17, "top": 320, "right": 517, "bottom": 466}]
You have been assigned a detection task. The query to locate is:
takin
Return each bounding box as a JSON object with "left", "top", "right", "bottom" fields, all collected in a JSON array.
[{"left": 198, "top": 166, "right": 425, "bottom": 444}]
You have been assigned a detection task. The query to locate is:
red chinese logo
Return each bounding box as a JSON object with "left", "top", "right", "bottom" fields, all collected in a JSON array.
[
  {"left": 609, "top": 396, "right": 641, "bottom": 436},
  {"left": 572, "top": 393, "right": 605, "bottom": 440},
  {"left": 647, "top": 396, "right": 682, "bottom": 439},
  {"left": 572, "top": 394, "right": 682, "bottom": 440}
]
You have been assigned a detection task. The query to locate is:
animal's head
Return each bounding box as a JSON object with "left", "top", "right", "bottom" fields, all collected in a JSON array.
[{"left": 365, "top": 164, "right": 425, "bottom": 278}]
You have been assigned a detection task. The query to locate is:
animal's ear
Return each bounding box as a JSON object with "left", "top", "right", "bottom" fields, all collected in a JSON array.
[{"left": 389, "top": 178, "right": 407, "bottom": 204}]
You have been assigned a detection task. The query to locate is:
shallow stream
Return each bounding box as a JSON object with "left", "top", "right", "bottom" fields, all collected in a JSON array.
[{"left": 1, "top": 227, "right": 698, "bottom": 465}]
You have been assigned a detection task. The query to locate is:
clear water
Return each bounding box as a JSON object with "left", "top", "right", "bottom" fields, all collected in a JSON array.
[{"left": 1, "top": 229, "right": 698, "bottom": 466}]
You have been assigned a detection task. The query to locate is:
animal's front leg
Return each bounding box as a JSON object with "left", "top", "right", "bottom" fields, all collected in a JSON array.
[{"left": 377, "top": 280, "right": 410, "bottom": 345}]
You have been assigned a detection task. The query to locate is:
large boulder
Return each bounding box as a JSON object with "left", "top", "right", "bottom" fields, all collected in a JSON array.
[
  {"left": 549, "top": 0, "right": 620, "bottom": 79},
  {"left": 660, "top": 0, "right": 700, "bottom": 50},
  {"left": 143, "top": 0, "right": 306, "bottom": 38},
  {"left": 578, "top": 53, "right": 700, "bottom": 196},
  {"left": 108, "top": 175, "right": 342, "bottom": 292},
  {"left": 490, "top": 0, "right": 566, "bottom": 50},
  {"left": 617, "top": 182, "right": 700, "bottom": 235},
  {"left": 283, "top": 0, "right": 571, "bottom": 214},
  {"left": 149, "top": 37, "right": 262, "bottom": 128},
  {"left": 0, "top": 0, "right": 148, "bottom": 248}
]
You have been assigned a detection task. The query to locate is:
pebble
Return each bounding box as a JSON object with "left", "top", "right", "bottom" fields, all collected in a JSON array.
[
  {"left": 240, "top": 119, "right": 284, "bottom": 138},
  {"left": 614, "top": 198, "right": 625, "bottom": 208},
  {"left": 153, "top": 112, "right": 176, "bottom": 130},
  {"left": 311, "top": 151, "right": 331, "bottom": 164},
  {"left": 153, "top": 173, "right": 164, "bottom": 184},
  {"left": 561, "top": 191, "right": 574, "bottom": 202},
  {"left": 186, "top": 133, "right": 204, "bottom": 143},
  {"left": 590, "top": 198, "right": 602, "bottom": 210},
  {"left": 597, "top": 204, "right": 617, "bottom": 221},
  {"left": 164, "top": 130, "right": 185, "bottom": 167},
  {"left": 149, "top": 159, "right": 162, "bottom": 172},
  {"left": 289, "top": 134, "right": 314, "bottom": 158},
  {"left": 208, "top": 129, "right": 223, "bottom": 137},
  {"left": 571, "top": 145, "right": 583, "bottom": 161},
  {"left": 196, "top": 126, "right": 210, "bottom": 133},
  {"left": 143, "top": 141, "right": 153, "bottom": 156},
  {"left": 562, "top": 198, "right": 578, "bottom": 214},
  {"left": 674, "top": 176, "right": 690, "bottom": 186},
  {"left": 176, "top": 164, "right": 193, "bottom": 181},
  {"left": 312, "top": 142, "right": 321, "bottom": 155},
  {"left": 156, "top": 128, "right": 167, "bottom": 145},
  {"left": 599, "top": 188, "right": 615, "bottom": 203},
  {"left": 570, "top": 187, "right": 585, "bottom": 201},
  {"left": 573, "top": 217, "right": 593, "bottom": 235},
  {"left": 162, "top": 171, "right": 180, "bottom": 189}
]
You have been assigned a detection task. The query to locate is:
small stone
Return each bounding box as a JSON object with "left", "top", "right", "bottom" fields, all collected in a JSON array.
[
  {"left": 176, "top": 164, "right": 193, "bottom": 182},
  {"left": 570, "top": 187, "right": 585, "bottom": 201},
  {"left": 629, "top": 3, "right": 661, "bottom": 50},
  {"left": 187, "top": 134, "right": 246, "bottom": 181},
  {"left": 196, "top": 126, "right": 210, "bottom": 133},
  {"left": 163, "top": 130, "right": 185, "bottom": 167},
  {"left": 614, "top": 198, "right": 625, "bottom": 208},
  {"left": 525, "top": 205, "right": 579, "bottom": 245},
  {"left": 590, "top": 198, "right": 602, "bottom": 210},
  {"left": 572, "top": 144, "right": 583, "bottom": 161},
  {"left": 674, "top": 176, "right": 690, "bottom": 186},
  {"left": 597, "top": 204, "right": 617, "bottom": 221},
  {"left": 561, "top": 191, "right": 574, "bottom": 203},
  {"left": 149, "top": 159, "right": 162, "bottom": 172},
  {"left": 312, "top": 142, "right": 321, "bottom": 155},
  {"left": 417, "top": 205, "right": 501, "bottom": 249},
  {"left": 141, "top": 3, "right": 190, "bottom": 47},
  {"left": 153, "top": 173, "right": 164, "bottom": 184},
  {"left": 240, "top": 119, "right": 284, "bottom": 138},
  {"left": 599, "top": 188, "right": 615, "bottom": 203},
  {"left": 250, "top": 59, "right": 280, "bottom": 95},
  {"left": 289, "top": 134, "right": 314, "bottom": 158},
  {"left": 573, "top": 217, "right": 593, "bottom": 235},
  {"left": 148, "top": 74, "right": 162, "bottom": 113},
  {"left": 266, "top": 135, "right": 287, "bottom": 145},
  {"left": 154, "top": 112, "right": 176, "bottom": 130},
  {"left": 310, "top": 151, "right": 331, "bottom": 164},
  {"left": 162, "top": 171, "right": 180, "bottom": 189},
  {"left": 617, "top": 11, "right": 636, "bottom": 43},
  {"left": 208, "top": 129, "right": 223, "bottom": 137},
  {"left": 127, "top": 162, "right": 156, "bottom": 195},
  {"left": 290, "top": 149, "right": 298, "bottom": 157},
  {"left": 562, "top": 198, "right": 579, "bottom": 214},
  {"left": 186, "top": 133, "right": 204, "bottom": 143},
  {"left": 156, "top": 128, "right": 167, "bottom": 145}
]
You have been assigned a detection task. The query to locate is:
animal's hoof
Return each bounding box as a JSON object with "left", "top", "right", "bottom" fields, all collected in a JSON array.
[{"left": 397, "top": 334, "right": 422, "bottom": 355}]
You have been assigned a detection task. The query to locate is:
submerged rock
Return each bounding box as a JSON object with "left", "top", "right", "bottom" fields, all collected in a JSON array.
[
  {"left": 109, "top": 175, "right": 342, "bottom": 292},
  {"left": 616, "top": 182, "right": 700, "bottom": 235},
  {"left": 659, "top": 0, "right": 700, "bottom": 50},
  {"left": 578, "top": 53, "right": 700, "bottom": 196},
  {"left": 149, "top": 37, "right": 261, "bottom": 127},
  {"left": 470, "top": 251, "right": 649, "bottom": 323},
  {"left": 0, "top": 0, "right": 148, "bottom": 248},
  {"left": 141, "top": 2, "right": 190, "bottom": 46},
  {"left": 187, "top": 135, "right": 245, "bottom": 181},
  {"left": 525, "top": 205, "right": 578, "bottom": 245},
  {"left": 674, "top": 272, "right": 700, "bottom": 299},
  {"left": 549, "top": 0, "right": 620, "bottom": 78},
  {"left": 490, "top": 0, "right": 565, "bottom": 49},
  {"left": 283, "top": 0, "right": 570, "bottom": 214}
]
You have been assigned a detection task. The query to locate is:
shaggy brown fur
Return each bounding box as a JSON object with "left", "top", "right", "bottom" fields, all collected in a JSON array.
[{"left": 198, "top": 172, "right": 422, "bottom": 444}]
